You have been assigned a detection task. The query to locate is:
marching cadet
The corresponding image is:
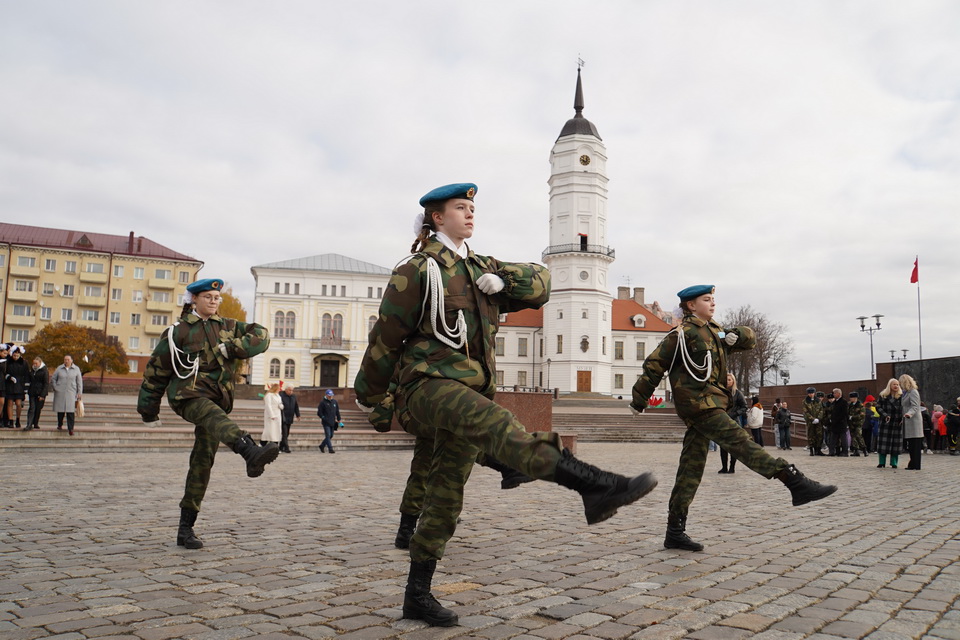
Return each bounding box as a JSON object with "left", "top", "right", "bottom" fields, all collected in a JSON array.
[
  {"left": 848, "top": 392, "right": 867, "bottom": 456},
  {"left": 631, "top": 285, "right": 837, "bottom": 552},
  {"left": 802, "top": 386, "right": 825, "bottom": 456},
  {"left": 138, "top": 278, "right": 279, "bottom": 550},
  {"left": 355, "top": 183, "right": 657, "bottom": 627}
]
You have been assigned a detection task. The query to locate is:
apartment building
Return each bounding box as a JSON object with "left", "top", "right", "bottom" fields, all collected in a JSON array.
[{"left": 0, "top": 224, "right": 203, "bottom": 379}]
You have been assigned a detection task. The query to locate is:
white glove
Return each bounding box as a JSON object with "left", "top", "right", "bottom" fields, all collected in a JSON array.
[
  {"left": 355, "top": 400, "right": 375, "bottom": 414},
  {"left": 724, "top": 332, "right": 738, "bottom": 346},
  {"left": 144, "top": 419, "right": 162, "bottom": 428},
  {"left": 630, "top": 406, "right": 644, "bottom": 417},
  {"left": 476, "top": 273, "right": 505, "bottom": 295},
  {"left": 8, "top": 377, "right": 15, "bottom": 384},
  {"left": 813, "top": 419, "right": 819, "bottom": 425},
  {"left": 217, "top": 343, "right": 229, "bottom": 358}
]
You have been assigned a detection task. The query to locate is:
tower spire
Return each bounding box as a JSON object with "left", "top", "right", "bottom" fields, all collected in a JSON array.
[
  {"left": 558, "top": 66, "right": 600, "bottom": 140},
  {"left": 574, "top": 66, "right": 585, "bottom": 117}
]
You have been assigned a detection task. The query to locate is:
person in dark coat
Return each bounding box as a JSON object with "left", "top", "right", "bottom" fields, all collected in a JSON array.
[
  {"left": 279, "top": 385, "right": 300, "bottom": 453},
  {"left": 718, "top": 373, "right": 748, "bottom": 473},
  {"left": 25, "top": 356, "right": 49, "bottom": 430},
  {"left": 4, "top": 346, "right": 30, "bottom": 429},
  {"left": 0, "top": 344, "right": 8, "bottom": 428},
  {"left": 831, "top": 388, "right": 850, "bottom": 456},
  {"left": 776, "top": 401, "right": 793, "bottom": 450},
  {"left": 317, "top": 389, "right": 341, "bottom": 454}
]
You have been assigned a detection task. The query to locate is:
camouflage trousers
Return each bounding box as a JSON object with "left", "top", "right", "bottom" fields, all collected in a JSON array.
[
  {"left": 807, "top": 423, "right": 823, "bottom": 450},
  {"left": 176, "top": 397, "right": 247, "bottom": 512},
  {"left": 398, "top": 430, "right": 493, "bottom": 517},
  {"left": 399, "top": 378, "right": 563, "bottom": 562},
  {"left": 849, "top": 425, "right": 866, "bottom": 451},
  {"left": 670, "top": 408, "right": 789, "bottom": 520}
]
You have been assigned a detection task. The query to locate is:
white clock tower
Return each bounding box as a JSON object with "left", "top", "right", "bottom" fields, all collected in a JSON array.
[{"left": 542, "top": 68, "right": 614, "bottom": 394}]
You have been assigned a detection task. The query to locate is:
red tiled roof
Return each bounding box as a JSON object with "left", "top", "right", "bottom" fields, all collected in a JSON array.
[
  {"left": 611, "top": 299, "right": 673, "bottom": 332},
  {"left": 0, "top": 223, "right": 200, "bottom": 263},
  {"left": 500, "top": 307, "right": 543, "bottom": 327}
]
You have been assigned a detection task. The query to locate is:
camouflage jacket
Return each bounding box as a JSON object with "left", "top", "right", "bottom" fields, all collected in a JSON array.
[
  {"left": 847, "top": 400, "right": 865, "bottom": 430},
  {"left": 137, "top": 313, "right": 270, "bottom": 420},
  {"left": 354, "top": 238, "right": 550, "bottom": 408},
  {"left": 630, "top": 314, "right": 756, "bottom": 419},
  {"left": 802, "top": 396, "right": 823, "bottom": 426}
]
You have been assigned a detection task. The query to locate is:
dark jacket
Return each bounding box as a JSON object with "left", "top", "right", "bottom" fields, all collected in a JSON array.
[
  {"left": 776, "top": 407, "right": 792, "bottom": 429},
  {"left": 317, "top": 397, "right": 341, "bottom": 428},
  {"left": 4, "top": 356, "right": 30, "bottom": 396},
  {"left": 28, "top": 365, "right": 49, "bottom": 398},
  {"left": 280, "top": 392, "right": 300, "bottom": 424},
  {"left": 726, "top": 389, "right": 747, "bottom": 421},
  {"left": 832, "top": 396, "right": 849, "bottom": 432}
]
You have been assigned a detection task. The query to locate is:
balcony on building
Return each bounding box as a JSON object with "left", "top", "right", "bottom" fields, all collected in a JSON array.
[
  {"left": 79, "top": 271, "right": 109, "bottom": 284},
  {"left": 77, "top": 319, "right": 102, "bottom": 330},
  {"left": 310, "top": 337, "right": 347, "bottom": 351},
  {"left": 144, "top": 323, "right": 167, "bottom": 335},
  {"left": 78, "top": 294, "right": 107, "bottom": 307},
  {"left": 146, "top": 299, "right": 176, "bottom": 312},
  {"left": 541, "top": 242, "right": 615, "bottom": 262},
  {"left": 148, "top": 278, "right": 176, "bottom": 290},
  {"left": 9, "top": 264, "right": 40, "bottom": 278},
  {"left": 5, "top": 314, "right": 36, "bottom": 327},
  {"left": 8, "top": 289, "right": 38, "bottom": 303}
]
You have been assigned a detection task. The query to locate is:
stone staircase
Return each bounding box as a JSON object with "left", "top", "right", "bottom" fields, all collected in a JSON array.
[{"left": 552, "top": 411, "right": 687, "bottom": 442}]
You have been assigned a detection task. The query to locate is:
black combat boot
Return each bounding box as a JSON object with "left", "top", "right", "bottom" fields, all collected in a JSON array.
[
  {"left": 177, "top": 508, "right": 203, "bottom": 549},
  {"left": 664, "top": 513, "right": 704, "bottom": 551},
  {"left": 394, "top": 513, "right": 418, "bottom": 549},
  {"left": 776, "top": 464, "right": 837, "bottom": 506},
  {"left": 231, "top": 434, "right": 280, "bottom": 478},
  {"left": 552, "top": 449, "right": 657, "bottom": 525},
  {"left": 402, "top": 560, "right": 458, "bottom": 627}
]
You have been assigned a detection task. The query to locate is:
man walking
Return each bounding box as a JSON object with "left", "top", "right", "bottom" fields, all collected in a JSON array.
[
  {"left": 279, "top": 385, "right": 300, "bottom": 453},
  {"left": 317, "top": 389, "right": 341, "bottom": 454}
]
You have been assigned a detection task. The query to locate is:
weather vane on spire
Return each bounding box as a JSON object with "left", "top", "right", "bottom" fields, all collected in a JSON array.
[{"left": 578, "top": 56, "right": 585, "bottom": 70}]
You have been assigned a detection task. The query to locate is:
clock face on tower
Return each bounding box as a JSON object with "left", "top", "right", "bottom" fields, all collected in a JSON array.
[{"left": 579, "top": 154, "right": 591, "bottom": 166}]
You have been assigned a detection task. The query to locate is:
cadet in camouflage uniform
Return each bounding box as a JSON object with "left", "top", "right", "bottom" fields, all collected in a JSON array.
[
  {"left": 138, "top": 278, "right": 279, "bottom": 550},
  {"left": 631, "top": 285, "right": 837, "bottom": 552},
  {"left": 802, "top": 387, "right": 825, "bottom": 456},
  {"left": 847, "top": 391, "right": 866, "bottom": 456},
  {"left": 355, "top": 183, "right": 656, "bottom": 627}
]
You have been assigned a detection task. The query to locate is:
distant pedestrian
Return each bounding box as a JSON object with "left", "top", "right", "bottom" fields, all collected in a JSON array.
[
  {"left": 4, "top": 346, "right": 29, "bottom": 429},
  {"left": 746, "top": 396, "right": 764, "bottom": 445},
  {"left": 0, "top": 343, "right": 7, "bottom": 428},
  {"left": 776, "top": 401, "right": 792, "bottom": 450},
  {"left": 51, "top": 354, "right": 83, "bottom": 435},
  {"left": 317, "top": 389, "right": 341, "bottom": 454},
  {"left": 899, "top": 374, "right": 923, "bottom": 470},
  {"left": 802, "top": 387, "right": 824, "bottom": 456},
  {"left": 945, "top": 400, "right": 960, "bottom": 455},
  {"left": 831, "top": 388, "right": 849, "bottom": 456},
  {"left": 280, "top": 385, "right": 300, "bottom": 453},
  {"left": 262, "top": 382, "right": 283, "bottom": 447},
  {"left": 864, "top": 395, "right": 880, "bottom": 453},
  {"left": 875, "top": 378, "right": 904, "bottom": 468},
  {"left": 718, "top": 373, "right": 747, "bottom": 474},
  {"left": 847, "top": 392, "right": 866, "bottom": 456},
  {"left": 771, "top": 398, "right": 781, "bottom": 449},
  {"left": 921, "top": 403, "right": 934, "bottom": 455},
  {"left": 24, "top": 357, "right": 49, "bottom": 430}
]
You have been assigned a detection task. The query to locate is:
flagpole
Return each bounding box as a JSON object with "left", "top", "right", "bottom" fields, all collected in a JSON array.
[{"left": 915, "top": 254, "right": 924, "bottom": 391}]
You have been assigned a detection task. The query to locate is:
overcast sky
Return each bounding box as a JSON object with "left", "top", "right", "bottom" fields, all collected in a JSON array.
[{"left": 2, "top": 1, "right": 958, "bottom": 385}]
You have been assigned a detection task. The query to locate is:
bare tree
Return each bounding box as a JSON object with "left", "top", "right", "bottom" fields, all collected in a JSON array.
[{"left": 720, "top": 305, "right": 796, "bottom": 392}]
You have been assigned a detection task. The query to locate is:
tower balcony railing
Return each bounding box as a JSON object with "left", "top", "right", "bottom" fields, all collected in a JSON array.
[{"left": 542, "top": 243, "right": 615, "bottom": 261}]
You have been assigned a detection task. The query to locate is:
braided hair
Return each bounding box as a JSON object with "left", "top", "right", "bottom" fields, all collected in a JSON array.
[{"left": 411, "top": 202, "right": 445, "bottom": 254}]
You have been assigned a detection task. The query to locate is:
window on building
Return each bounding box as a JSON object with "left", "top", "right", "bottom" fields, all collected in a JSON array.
[
  {"left": 557, "top": 334, "right": 563, "bottom": 354},
  {"left": 15, "top": 280, "right": 34, "bottom": 292},
  {"left": 636, "top": 342, "right": 646, "bottom": 360},
  {"left": 12, "top": 305, "right": 33, "bottom": 316},
  {"left": 285, "top": 311, "right": 295, "bottom": 339},
  {"left": 368, "top": 287, "right": 373, "bottom": 298},
  {"left": 45, "top": 259, "right": 57, "bottom": 272},
  {"left": 129, "top": 336, "right": 140, "bottom": 350},
  {"left": 153, "top": 291, "right": 171, "bottom": 303},
  {"left": 151, "top": 314, "right": 169, "bottom": 325},
  {"left": 558, "top": 309, "right": 563, "bottom": 319},
  {"left": 368, "top": 315, "right": 377, "bottom": 332},
  {"left": 86, "top": 263, "right": 105, "bottom": 273},
  {"left": 333, "top": 314, "right": 343, "bottom": 338},
  {"left": 294, "top": 283, "right": 299, "bottom": 295},
  {"left": 179, "top": 271, "right": 190, "bottom": 283},
  {"left": 517, "top": 371, "right": 527, "bottom": 387},
  {"left": 330, "top": 285, "right": 336, "bottom": 297},
  {"left": 614, "top": 374, "right": 624, "bottom": 389},
  {"left": 518, "top": 337, "right": 528, "bottom": 357},
  {"left": 377, "top": 287, "right": 383, "bottom": 297},
  {"left": 274, "top": 282, "right": 280, "bottom": 294},
  {"left": 154, "top": 268, "right": 171, "bottom": 279},
  {"left": 0, "top": 256, "right": 4, "bottom": 267},
  {"left": 614, "top": 341, "right": 624, "bottom": 360},
  {"left": 111, "top": 288, "right": 122, "bottom": 301},
  {"left": 62, "top": 309, "right": 73, "bottom": 321},
  {"left": 495, "top": 337, "right": 505, "bottom": 356},
  {"left": 177, "top": 294, "right": 185, "bottom": 305},
  {"left": 269, "top": 358, "right": 281, "bottom": 378},
  {"left": 114, "top": 265, "right": 124, "bottom": 277},
  {"left": 284, "top": 359, "right": 295, "bottom": 378},
  {"left": 341, "top": 286, "right": 346, "bottom": 297},
  {"left": 11, "top": 329, "right": 29, "bottom": 342},
  {"left": 130, "top": 313, "right": 141, "bottom": 325},
  {"left": 284, "top": 283, "right": 290, "bottom": 294},
  {"left": 40, "top": 307, "right": 51, "bottom": 320},
  {"left": 43, "top": 283, "right": 54, "bottom": 296},
  {"left": 582, "top": 309, "right": 588, "bottom": 319},
  {"left": 81, "top": 309, "right": 100, "bottom": 322},
  {"left": 18, "top": 256, "right": 36, "bottom": 267},
  {"left": 132, "top": 290, "right": 143, "bottom": 302},
  {"left": 84, "top": 286, "right": 103, "bottom": 297},
  {"left": 273, "top": 311, "right": 286, "bottom": 338},
  {"left": 128, "top": 360, "right": 138, "bottom": 373},
  {"left": 62, "top": 284, "right": 75, "bottom": 297},
  {"left": 539, "top": 339, "right": 543, "bottom": 357},
  {"left": 133, "top": 267, "right": 144, "bottom": 279},
  {"left": 496, "top": 370, "right": 504, "bottom": 385},
  {"left": 150, "top": 338, "right": 160, "bottom": 350},
  {"left": 321, "top": 313, "right": 332, "bottom": 337},
  {"left": 110, "top": 312, "right": 121, "bottom": 324},
  {"left": 65, "top": 260, "right": 77, "bottom": 274},
  {"left": 602, "top": 336, "right": 607, "bottom": 355},
  {"left": 322, "top": 285, "right": 327, "bottom": 296}
]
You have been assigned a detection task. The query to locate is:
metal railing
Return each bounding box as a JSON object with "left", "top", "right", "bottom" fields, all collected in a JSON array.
[{"left": 542, "top": 243, "right": 615, "bottom": 261}]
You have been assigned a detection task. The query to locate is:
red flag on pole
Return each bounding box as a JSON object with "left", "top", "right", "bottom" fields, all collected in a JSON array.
[{"left": 910, "top": 258, "right": 919, "bottom": 284}]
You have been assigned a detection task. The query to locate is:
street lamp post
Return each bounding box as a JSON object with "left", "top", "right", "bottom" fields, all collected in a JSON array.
[
  {"left": 890, "top": 349, "right": 909, "bottom": 362},
  {"left": 857, "top": 314, "right": 883, "bottom": 379},
  {"left": 546, "top": 358, "right": 552, "bottom": 390}
]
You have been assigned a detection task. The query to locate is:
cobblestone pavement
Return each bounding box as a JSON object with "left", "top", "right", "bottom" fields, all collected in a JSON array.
[{"left": 2, "top": 443, "right": 959, "bottom": 640}]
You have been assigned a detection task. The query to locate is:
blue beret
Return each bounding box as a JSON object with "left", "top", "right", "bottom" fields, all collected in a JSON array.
[
  {"left": 677, "top": 284, "right": 715, "bottom": 302},
  {"left": 186, "top": 278, "right": 224, "bottom": 295},
  {"left": 419, "top": 182, "right": 478, "bottom": 207}
]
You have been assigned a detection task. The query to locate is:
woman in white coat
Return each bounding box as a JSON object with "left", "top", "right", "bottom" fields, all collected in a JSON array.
[
  {"left": 900, "top": 374, "right": 923, "bottom": 470},
  {"left": 261, "top": 382, "right": 283, "bottom": 446},
  {"left": 51, "top": 354, "right": 83, "bottom": 435}
]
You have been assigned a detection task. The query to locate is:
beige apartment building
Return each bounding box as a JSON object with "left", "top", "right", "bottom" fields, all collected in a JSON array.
[{"left": 0, "top": 224, "right": 202, "bottom": 381}]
